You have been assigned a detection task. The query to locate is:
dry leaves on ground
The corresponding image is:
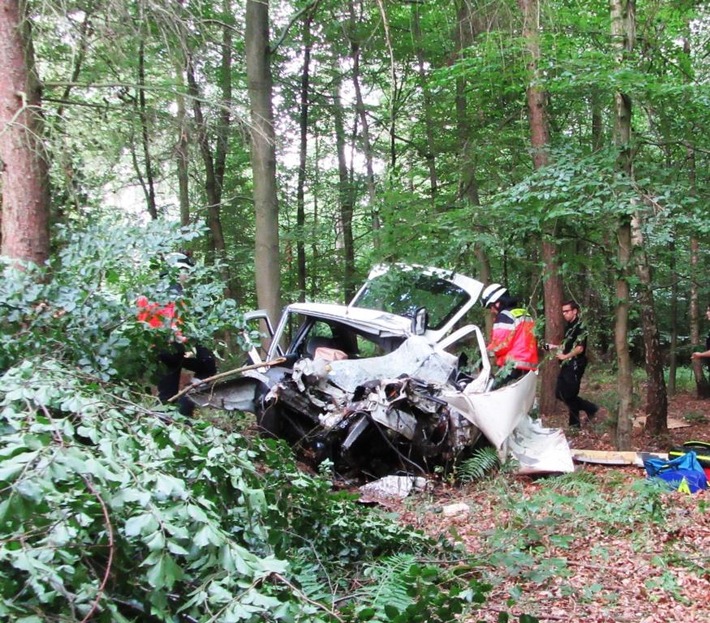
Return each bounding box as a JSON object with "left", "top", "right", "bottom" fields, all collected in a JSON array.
[{"left": 394, "top": 391, "right": 710, "bottom": 623}]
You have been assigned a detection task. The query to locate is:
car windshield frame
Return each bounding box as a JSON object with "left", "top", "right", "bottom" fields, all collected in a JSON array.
[{"left": 349, "top": 264, "right": 479, "bottom": 331}]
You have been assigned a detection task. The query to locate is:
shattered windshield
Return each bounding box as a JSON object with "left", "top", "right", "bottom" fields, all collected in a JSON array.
[{"left": 351, "top": 266, "right": 471, "bottom": 331}]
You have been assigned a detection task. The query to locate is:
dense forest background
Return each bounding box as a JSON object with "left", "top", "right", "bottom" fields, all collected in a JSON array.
[
  {"left": 2, "top": 2, "right": 710, "bottom": 621},
  {"left": 2, "top": 0, "right": 710, "bottom": 432},
  {"left": 1, "top": 0, "right": 710, "bottom": 446}
]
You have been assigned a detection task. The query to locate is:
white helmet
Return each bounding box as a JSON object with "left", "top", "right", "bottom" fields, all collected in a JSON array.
[
  {"left": 481, "top": 283, "right": 507, "bottom": 307},
  {"left": 165, "top": 252, "right": 194, "bottom": 271}
]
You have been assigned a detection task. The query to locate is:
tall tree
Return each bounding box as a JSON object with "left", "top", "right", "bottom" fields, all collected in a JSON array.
[
  {"left": 610, "top": 0, "right": 635, "bottom": 450},
  {"left": 453, "top": 0, "right": 492, "bottom": 291},
  {"left": 135, "top": 32, "right": 158, "bottom": 220},
  {"left": 246, "top": 0, "right": 281, "bottom": 324},
  {"left": 0, "top": 0, "right": 49, "bottom": 265},
  {"left": 518, "top": 0, "right": 564, "bottom": 415},
  {"left": 295, "top": 6, "right": 315, "bottom": 302},
  {"left": 331, "top": 71, "right": 356, "bottom": 302},
  {"left": 411, "top": 4, "right": 438, "bottom": 203},
  {"left": 347, "top": 0, "right": 379, "bottom": 239}
]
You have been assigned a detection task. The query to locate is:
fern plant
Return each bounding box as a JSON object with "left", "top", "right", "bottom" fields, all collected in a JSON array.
[{"left": 457, "top": 446, "right": 501, "bottom": 483}]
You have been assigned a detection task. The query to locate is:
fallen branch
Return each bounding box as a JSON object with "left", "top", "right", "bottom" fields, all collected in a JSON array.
[{"left": 168, "top": 357, "right": 287, "bottom": 403}]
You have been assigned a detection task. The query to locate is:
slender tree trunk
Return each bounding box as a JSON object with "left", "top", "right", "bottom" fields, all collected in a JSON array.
[
  {"left": 310, "top": 134, "right": 321, "bottom": 300},
  {"left": 453, "top": 0, "right": 491, "bottom": 289},
  {"left": 608, "top": 0, "right": 666, "bottom": 434},
  {"left": 668, "top": 236, "right": 677, "bottom": 395},
  {"left": 689, "top": 195, "right": 709, "bottom": 396},
  {"left": 246, "top": 0, "right": 281, "bottom": 325},
  {"left": 412, "top": 4, "right": 438, "bottom": 203},
  {"left": 679, "top": 35, "right": 709, "bottom": 398},
  {"left": 214, "top": 1, "right": 232, "bottom": 204},
  {"left": 632, "top": 211, "right": 667, "bottom": 434},
  {"left": 186, "top": 57, "right": 226, "bottom": 256},
  {"left": 347, "top": 0, "right": 379, "bottom": 238},
  {"left": 332, "top": 76, "right": 356, "bottom": 302},
  {"left": 0, "top": 0, "right": 49, "bottom": 266},
  {"left": 611, "top": 0, "right": 635, "bottom": 450},
  {"left": 296, "top": 11, "right": 314, "bottom": 302},
  {"left": 54, "top": 9, "right": 91, "bottom": 222},
  {"left": 374, "top": 0, "right": 397, "bottom": 173},
  {"left": 137, "top": 37, "right": 158, "bottom": 220},
  {"left": 174, "top": 60, "right": 190, "bottom": 227},
  {"left": 518, "top": 0, "right": 564, "bottom": 415}
]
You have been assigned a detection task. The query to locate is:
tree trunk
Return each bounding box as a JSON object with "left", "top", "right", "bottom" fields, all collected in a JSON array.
[
  {"left": 611, "top": 0, "right": 636, "bottom": 450},
  {"left": 632, "top": 212, "right": 668, "bottom": 434},
  {"left": 54, "top": 9, "right": 91, "bottom": 223},
  {"left": 412, "top": 5, "right": 438, "bottom": 203},
  {"left": 214, "top": 0, "right": 232, "bottom": 209},
  {"left": 296, "top": 10, "right": 314, "bottom": 303},
  {"left": 518, "top": 0, "right": 564, "bottom": 416},
  {"left": 681, "top": 37, "right": 709, "bottom": 397},
  {"left": 174, "top": 60, "right": 190, "bottom": 227},
  {"left": 667, "top": 237, "right": 677, "bottom": 396},
  {"left": 690, "top": 235, "right": 709, "bottom": 395},
  {"left": 614, "top": 218, "right": 634, "bottom": 450},
  {"left": 137, "top": 37, "right": 158, "bottom": 220},
  {"left": 347, "top": 0, "right": 379, "bottom": 238},
  {"left": 246, "top": 0, "right": 281, "bottom": 325},
  {"left": 332, "top": 76, "right": 356, "bottom": 303},
  {"left": 0, "top": 0, "right": 50, "bottom": 266},
  {"left": 453, "top": 0, "right": 491, "bottom": 289}
]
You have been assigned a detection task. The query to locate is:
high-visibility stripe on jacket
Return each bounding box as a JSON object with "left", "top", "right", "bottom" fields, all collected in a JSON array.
[
  {"left": 487, "top": 307, "right": 538, "bottom": 370},
  {"left": 136, "top": 295, "right": 185, "bottom": 342}
]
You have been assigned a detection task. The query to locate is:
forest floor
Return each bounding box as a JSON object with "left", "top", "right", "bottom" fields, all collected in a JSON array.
[{"left": 393, "top": 382, "right": 710, "bottom": 623}]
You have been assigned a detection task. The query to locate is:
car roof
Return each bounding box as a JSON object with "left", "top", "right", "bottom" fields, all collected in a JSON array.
[{"left": 282, "top": 302, "right": 413, "bottom": 338}]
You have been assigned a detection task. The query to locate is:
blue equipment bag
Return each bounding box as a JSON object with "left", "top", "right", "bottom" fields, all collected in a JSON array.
[{"left": 643, "top": 450, "right": 707, "bottom": 494}]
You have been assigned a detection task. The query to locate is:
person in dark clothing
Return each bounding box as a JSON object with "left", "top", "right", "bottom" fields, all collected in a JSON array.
[
  {"left": 140, "top": 252, "right": 217, "bottom": 416},
  {"left": 157, "top": 343, "right": 216, "bottom": 416},
  {"left": 690, "top": 305, "right": 710, "bottom": 368},
  {"left": 550, "top": 300, "right": 598, "bottom": 428}
]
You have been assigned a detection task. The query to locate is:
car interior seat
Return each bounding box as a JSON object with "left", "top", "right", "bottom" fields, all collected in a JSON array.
[{"left": 306, "top": 336, "right": 339, "bottom": 358}]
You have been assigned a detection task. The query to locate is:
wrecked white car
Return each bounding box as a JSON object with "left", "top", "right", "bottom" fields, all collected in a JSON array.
[{"left": 190, "top": 265, "right": 572, "bottom": 478}]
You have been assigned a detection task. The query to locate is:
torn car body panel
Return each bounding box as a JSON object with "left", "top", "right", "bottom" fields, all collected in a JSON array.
[{"left": 189, "top": 264, "right": 573, "bottom": 478}]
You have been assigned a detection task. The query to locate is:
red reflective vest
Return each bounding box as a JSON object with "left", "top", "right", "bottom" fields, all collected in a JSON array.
[
  {"left": 487, "top": 307, "right": 538, "bottom": 371},
  {"left": 136, "top": 295, "right": 185, "bottom": 343}
]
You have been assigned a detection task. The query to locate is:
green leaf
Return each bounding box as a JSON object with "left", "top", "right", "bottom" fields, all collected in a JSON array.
[
  {"left": 124, "top": 512, "right": 159, "bottom": 538},
  {"left": 0, "top": 450, "right": 38, "bottom": 482}
]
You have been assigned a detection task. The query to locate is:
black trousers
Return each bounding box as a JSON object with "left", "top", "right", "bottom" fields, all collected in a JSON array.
[
  {"left": 157, "top": 344, "right": 217, "bottom": 416},
  {"left": 555, "top": 360, "right": 597, "bottom": 427}
]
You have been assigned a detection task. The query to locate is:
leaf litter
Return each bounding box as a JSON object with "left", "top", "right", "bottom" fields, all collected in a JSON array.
[{"left": 393, "top": 390, "right": 710, "bottom": 623}]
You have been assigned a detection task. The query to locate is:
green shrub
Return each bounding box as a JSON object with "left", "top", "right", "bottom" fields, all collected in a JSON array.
[{"left": 0, "top": 219, "right": 247, "bottom": 385}]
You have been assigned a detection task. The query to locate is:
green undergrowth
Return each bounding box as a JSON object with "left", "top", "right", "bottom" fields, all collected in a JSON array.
[
  {"left": 0, "top": 358, "right": 523, "bottom": 622},
  {"left": 0, "top": 221, "right": 541, "bottom": 622}
]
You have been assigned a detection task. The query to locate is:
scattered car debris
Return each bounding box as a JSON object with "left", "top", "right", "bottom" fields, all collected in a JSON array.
[
  {"left": 189, "top": 264, "right": 574, "bottom": 480},
  {"left": 358, "top": 475, "right": 429, "bottom": 505},
  {"left": 441, "top": 503, "right": 471, "bottom": 517},
  {"left": 570, "top": 449, "right": 669, "bottom": 467}
]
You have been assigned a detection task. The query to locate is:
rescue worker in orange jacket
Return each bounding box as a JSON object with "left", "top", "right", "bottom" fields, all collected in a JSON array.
[
  {"left": 480, "top": 283, "right": 538, "bottom": 387},
  {"left": 137, "top": 252, "right": 216, "bottom": 415}
]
